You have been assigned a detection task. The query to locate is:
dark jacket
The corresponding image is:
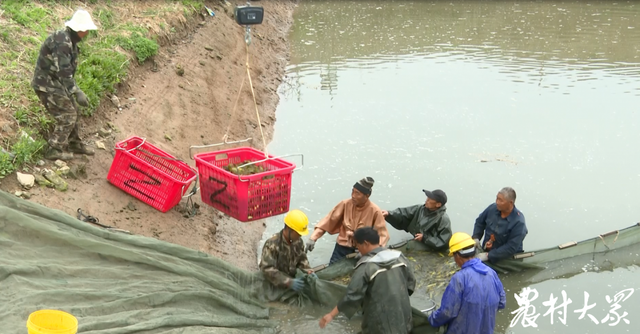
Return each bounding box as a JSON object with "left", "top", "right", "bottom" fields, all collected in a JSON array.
[
  {"left": 337, "top": 247, "right": 416, "bottom": 334},
  {"left": 32, "top": 28, "right": 80, "bottom": 96},
  {"left": 385, "top": 205, "right": 452, "bottom": 251},
  {"left": 472, "top": 203, "right": 528, "bottom": 263}
]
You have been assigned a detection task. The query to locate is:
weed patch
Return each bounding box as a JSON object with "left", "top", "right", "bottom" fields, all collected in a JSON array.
[
  {"left": 0, "top": 132, "right": 46, "bottom": 177},
  {"left": 11, "top": 132, "right": 46, "bottom": 169},
  {"left": 0, "top": 154, "right": 14, "bottom": 179},
  {"left": 116, "top": 33, "right": 159, "bottom": 64},
  {"left": 178, "top": 0, "right": 205, "bottom": 11}
]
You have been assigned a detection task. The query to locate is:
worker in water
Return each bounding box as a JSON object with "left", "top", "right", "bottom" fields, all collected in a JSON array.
[
  {"left": 32, "top": 9, "right": 97, "bottom": 161},
  {"left": 305, "top": 177, "right": 390, "bottom": 264},
  {"left": 319, "top": 227, "right": 415, "bottom": 334},
  {"left": 472, "top": 187, "right": 528, "bottom": 263},
  {"left": 260, "top": 209, "right": 315, "bottom": 292},
  {"left": 429, "top": 232, "right": 506, "bottom": 333},
  {"left": 382, "top": 188, "right": 452, "bottom": 251}
]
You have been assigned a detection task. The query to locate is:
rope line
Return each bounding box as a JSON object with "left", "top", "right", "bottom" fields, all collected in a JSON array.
[
  {"left": 245, "top": 42, "right": 268, "bottom": 157},
  {"left": 223, "top": 74, "right": 246, "bottom": 142},
  {"left": 598, "top": 230, "right": 619, "bottom": 250},
  {"left": 220, "top": 23, "right": 268, "bottom": 158}
]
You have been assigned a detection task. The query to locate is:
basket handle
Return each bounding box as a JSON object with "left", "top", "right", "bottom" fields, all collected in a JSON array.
[
  {"left": 237, "top": 153, "right": 304, "bottom": 182},
  {"left": 189, "top": 137, "right": 252, "bottom": 159},
  {"left": 285, "top": 153, "right": 305, "bottom": 172},
  {"left": 115, "top": 137, "right": 147, "bottom": 153},
  {"left": 181, "top": 173, "right": 200, "bottom": 199}
]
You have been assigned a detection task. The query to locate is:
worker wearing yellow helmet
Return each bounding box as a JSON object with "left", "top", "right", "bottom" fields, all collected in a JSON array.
[
  {"left": 260, "top": 209, "right": 316, "bottom": 292},
  {"left": 428, "top": 232, "right": 507, "bottom": 334}
]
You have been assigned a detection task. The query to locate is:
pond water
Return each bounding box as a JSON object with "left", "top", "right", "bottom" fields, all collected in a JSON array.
[{"left": 261, "top": 1, "right": 640, "bottom": 333}]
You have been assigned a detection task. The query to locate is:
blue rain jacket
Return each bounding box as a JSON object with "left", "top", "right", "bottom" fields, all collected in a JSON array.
[
  {"left": 428, "top": 258, "right": 506, "bottom": 334},
  {"left": 472, "top": 203, "right": 527, "bottom": 263}
]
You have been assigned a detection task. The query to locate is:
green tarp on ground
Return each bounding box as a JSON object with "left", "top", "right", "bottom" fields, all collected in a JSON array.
[
  {"left": 0, "top": 191, "right": 276, "bottom": 333},
  {"left": 0, "top": 191, "right": 437, "bottom": 333}
]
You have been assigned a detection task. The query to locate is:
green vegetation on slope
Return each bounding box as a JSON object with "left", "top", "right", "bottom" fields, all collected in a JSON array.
[{"left": 0, "top": 0, "right": 204, "bottom": 177}]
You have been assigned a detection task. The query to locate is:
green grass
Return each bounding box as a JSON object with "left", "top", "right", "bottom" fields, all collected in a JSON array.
[
  {"left": 116, "top": 32, "right": 159, "bottom": 64},
  {"left": 0, "top": 0, "right": 200, "bottom": 177},
  {"left": 177, "top": 0, "right": 205, "bottom": 11},
  {"left": 0, "top": 132, "right": 47, "bottom": 178}
]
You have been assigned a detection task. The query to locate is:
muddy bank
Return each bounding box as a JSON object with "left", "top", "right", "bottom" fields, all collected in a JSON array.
[{"left": 1, "top": 0, "right": 298, "bottom": 271}]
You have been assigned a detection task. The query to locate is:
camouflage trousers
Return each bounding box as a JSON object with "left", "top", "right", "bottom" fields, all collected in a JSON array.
[{"left": 35, "top": 90, "right": 81, "bottom": 150}]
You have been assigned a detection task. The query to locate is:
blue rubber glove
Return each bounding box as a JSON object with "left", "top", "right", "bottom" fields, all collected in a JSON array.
[{"left": 289, "top": 278, "right": 304, "bottom": 292}]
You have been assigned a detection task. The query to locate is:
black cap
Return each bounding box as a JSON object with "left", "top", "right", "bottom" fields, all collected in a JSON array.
[{"left": 423, "top": 189, "right": 447, "bottom": 205}]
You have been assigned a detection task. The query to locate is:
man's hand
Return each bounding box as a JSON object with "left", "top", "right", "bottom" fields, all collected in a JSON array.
[
  {"left": 319, "top": 307, "right": 339, "bottom": 329},
  {"left": 319, "top": 313, "right": 333, "bottom": 328},
  {"left": 307, "top": 270, "right": 317, "bottom": 279},
  {"left": 476, "top": 252, "right": 489, "bottom": 262},
  {"left": 473, "top": 238, "right": 481, "bottom": 249},
  {"left": 381, "top": 210, "right": 389, "bottom": 217},
  {"left": 414, "top": 233, "right": 423, "bottom": 242},
  {"left": 288, "top": 278, "right": 304, "bottom": 292},
  {"left": 305, "top": 239, "right": 315, "bottom": 253},
  {"left": 75, "top": 90, "right": 89, "bottom": 107}
]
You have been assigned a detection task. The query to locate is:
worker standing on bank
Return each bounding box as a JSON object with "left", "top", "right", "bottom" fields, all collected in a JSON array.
[
  {"left": 32, "top": 9, "right": 97, "bottom": 161},
  {"left": 429, "top": 232, "right": 506, "bottom": 333},
  {"left": 306, "top": 177, "right": 390, "bottom": 264},
  {"left": 319, "top": 227, "right": 415, "bottom": 334},
  {"left": 260, "top": 209, "right": 315, "bottom": 292}
]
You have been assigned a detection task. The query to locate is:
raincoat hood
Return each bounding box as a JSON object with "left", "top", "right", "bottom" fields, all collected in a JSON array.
[
  {"left": 355, "top": 247, "right": 402, "bottom": 269},
  {"left": 462, "top": 258, "right": 489, "bottom": 275}
]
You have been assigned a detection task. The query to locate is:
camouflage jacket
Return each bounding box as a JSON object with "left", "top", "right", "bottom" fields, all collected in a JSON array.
[
  {"left": 31, "top": 28, "right": 80, "bottom": 95},
  {"left": 259, "top": 231, "right": 311, "bottom": 288}
]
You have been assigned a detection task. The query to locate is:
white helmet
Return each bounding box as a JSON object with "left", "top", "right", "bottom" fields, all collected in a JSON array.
[{"left": 65, "top": 9, "right": 98, "bottom": 32}]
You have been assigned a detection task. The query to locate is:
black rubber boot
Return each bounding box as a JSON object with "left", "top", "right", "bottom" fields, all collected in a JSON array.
[
  {"left": 44, "top": 146, "right": 74, "bottom": 161},
  {"left": 68, "top": 141, "right": 95, "bottom": 156}
]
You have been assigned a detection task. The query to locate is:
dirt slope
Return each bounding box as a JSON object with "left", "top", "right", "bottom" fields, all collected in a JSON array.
[{"left": 2, "top": 1, "right": 297, "bottom": 271}]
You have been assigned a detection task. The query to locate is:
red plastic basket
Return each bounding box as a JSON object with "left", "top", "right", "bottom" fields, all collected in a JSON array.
[
  {"left": 107, "top": 136, "right": 197, "bottom": 213},
  {"left": 194, "top": 147, "right": 296, "bottom": 222}
]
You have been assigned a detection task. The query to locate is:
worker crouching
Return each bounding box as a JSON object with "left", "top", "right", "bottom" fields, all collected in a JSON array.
[{"left": 260, "top": 209, "right": 315, "bottom": 292}]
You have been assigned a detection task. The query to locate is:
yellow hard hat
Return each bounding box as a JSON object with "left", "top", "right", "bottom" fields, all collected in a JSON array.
[
  {"left": 284, "top": 209, "right": 309, "bottom": 236},
  {"left": 448, "top": 232, "right": 476, "bottom": 256}
]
